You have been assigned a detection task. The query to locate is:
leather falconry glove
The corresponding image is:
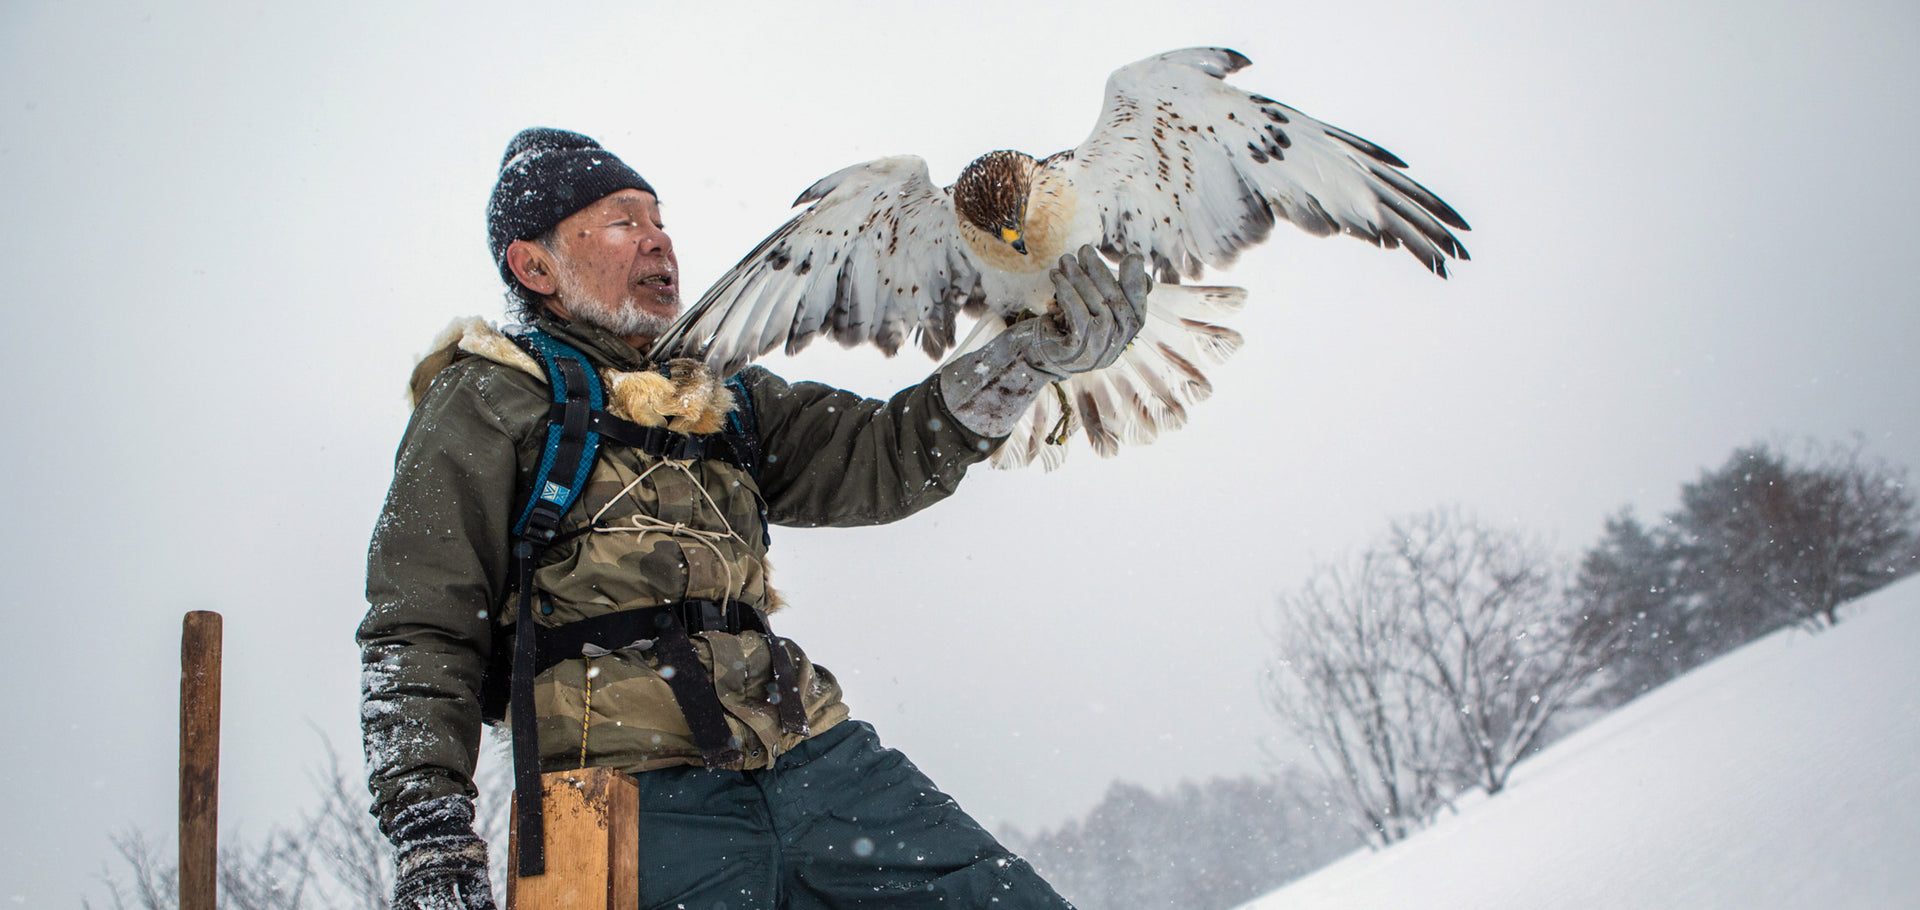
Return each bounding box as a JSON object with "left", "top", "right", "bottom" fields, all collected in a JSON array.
[
  {"left": 940, "top": 244, "right": 1150, "bottom": 438},
  {"left": 389, "top": 794, "right": 497, "bottom": 910}
]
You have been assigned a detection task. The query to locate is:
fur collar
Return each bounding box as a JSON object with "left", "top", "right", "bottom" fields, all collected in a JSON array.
[{"left": 410, "top": 317, "right": 736, "bottom": 435}]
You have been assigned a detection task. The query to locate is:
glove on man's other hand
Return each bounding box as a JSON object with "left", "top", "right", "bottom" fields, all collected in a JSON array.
[
  {"left": 940, "top": 245, "right": 1150, "bottom": 438},
  {"left": 390, "top": 794, "right": 496, "bottom": 910}
]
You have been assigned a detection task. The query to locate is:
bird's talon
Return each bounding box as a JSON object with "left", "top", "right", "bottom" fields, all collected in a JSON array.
[{"left": 1044, "top": 383, "right": 1072, "bottom": 446}]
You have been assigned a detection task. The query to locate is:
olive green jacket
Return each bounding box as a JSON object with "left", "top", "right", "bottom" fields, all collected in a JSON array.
[{"left": 358, "top": 314, "right": 997, "bottom": 833}]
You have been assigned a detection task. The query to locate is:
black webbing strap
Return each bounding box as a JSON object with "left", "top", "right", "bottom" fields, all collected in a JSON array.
[
  {"left": 556, "top": 405, "right": 753, "bottom": 470},
  {"left": 509, "top": 544, "right": 545, "bottom": 877},
  {"left": 529, "top": 600, "right": 738, "bottom": 674},
  {"left": 648, "top": 615, "right": 744, "bottom": 769},
  {"left": 526, "top": 602, "right": 809, "bottom": 742},
  {"left": 755, "top": 607, "right": 810, "bottom": 738}
]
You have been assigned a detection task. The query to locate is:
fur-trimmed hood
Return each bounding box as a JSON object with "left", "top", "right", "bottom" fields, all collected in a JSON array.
[{"left": 409, "top": 317, "right": 735, "bottom": 435}]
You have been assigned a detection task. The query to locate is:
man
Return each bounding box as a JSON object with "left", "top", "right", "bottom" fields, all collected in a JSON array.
[{"left": 359, "top": 128, "right": 1148, "bottom": 910}]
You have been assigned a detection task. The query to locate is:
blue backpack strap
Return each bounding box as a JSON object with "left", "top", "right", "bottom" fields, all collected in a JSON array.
[{"left": 511, "top": 328, "right": 605, "bottom": 543}]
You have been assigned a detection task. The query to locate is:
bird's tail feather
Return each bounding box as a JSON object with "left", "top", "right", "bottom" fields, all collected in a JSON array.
[{"left": 988, "top": 284, "right": 1246, "bottom": 470}]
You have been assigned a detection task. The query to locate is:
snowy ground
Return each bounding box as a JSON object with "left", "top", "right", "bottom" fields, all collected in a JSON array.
[{"left": 1242, "top": 575, "right": 1920, "bottom": 910}]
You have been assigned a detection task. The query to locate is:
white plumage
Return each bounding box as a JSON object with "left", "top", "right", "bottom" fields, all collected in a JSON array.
[{"left": 653, "top": 47, "right": 1469, "bottom": 469}]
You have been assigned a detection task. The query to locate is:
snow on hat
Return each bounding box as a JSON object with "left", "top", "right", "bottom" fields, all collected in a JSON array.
[{"left": 486, "top": 127, "right": 656, "bottom": 284}]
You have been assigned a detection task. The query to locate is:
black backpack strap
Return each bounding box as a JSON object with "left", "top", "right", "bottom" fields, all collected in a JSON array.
[
  {"left": 508, "top": 544, "right": 546, "bottom": 877},
  {"left": 519, "top": 370, "right": 762, "bottom": 476},
  {"left": 504, "top": 328, "right": 605, "bottom": 879},
  {"left": 583, "top": 409, "right": 746, "bottom": 467}
]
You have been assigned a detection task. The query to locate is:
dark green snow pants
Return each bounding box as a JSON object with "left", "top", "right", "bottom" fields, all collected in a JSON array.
[{"left": 627, "top": 720, "right": 1073, "bottom": 909}]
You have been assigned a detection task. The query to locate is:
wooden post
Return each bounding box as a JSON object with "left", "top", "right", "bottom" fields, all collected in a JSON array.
[
  {"left": 179, "top": 611, "right": 223, "bottom": 910},
  {"left": 506, "top": 767, "right": 639, "bottom": 910}
]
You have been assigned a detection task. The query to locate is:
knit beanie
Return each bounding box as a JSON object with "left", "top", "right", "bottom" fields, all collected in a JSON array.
[{"left": 486, "top": 128, "right": 656, "bottom": 284}]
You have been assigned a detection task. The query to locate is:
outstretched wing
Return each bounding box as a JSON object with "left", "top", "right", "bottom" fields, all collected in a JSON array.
[
  {"left": 652, "top": 156, "right": 984, "bottom": 377},
  {"left": 1070, "top": 47, "right": 1470, "bottom": 282}
]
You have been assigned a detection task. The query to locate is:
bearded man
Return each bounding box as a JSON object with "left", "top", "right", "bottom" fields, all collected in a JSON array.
[{"left": 358, "top": 128, "right": 1148, "bottom": 909}]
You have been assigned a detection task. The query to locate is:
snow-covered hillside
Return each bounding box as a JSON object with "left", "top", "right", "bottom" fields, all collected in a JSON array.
[{"left": 1244, "top": 575, "right": 1920, "bottom": 910}]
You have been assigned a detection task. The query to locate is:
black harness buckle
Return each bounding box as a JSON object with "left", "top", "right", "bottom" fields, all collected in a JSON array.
[{"left": 690, "top": 599, "right": 729, "bottom": 632}]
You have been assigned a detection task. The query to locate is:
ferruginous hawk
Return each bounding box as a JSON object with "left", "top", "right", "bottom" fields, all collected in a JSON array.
[{"left": 652, "top": 47, "right": 1469, "bottom": 469}]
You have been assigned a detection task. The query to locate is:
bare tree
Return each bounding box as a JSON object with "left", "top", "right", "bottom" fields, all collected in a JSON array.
[
  {"left": 307, "top": 743, "right": 397, "bottom": 910},
  {"left": 89, "top": 737, "right": 513, "bottom": 910},
  {"left": 86, "top": 833, "right": 177, "bottom": 910},
  {"left": 1267, "top": 509, "right": 1609, "bottom": 843},
  {"left": 1265, "top": 548, "right": 1462, "bottom": 846},
  {"left": 87, "top": 824, "right": 319, "bottom": 910},
  {"left": 1387, "top": 508, "right": 1611, "bottom": 795}
]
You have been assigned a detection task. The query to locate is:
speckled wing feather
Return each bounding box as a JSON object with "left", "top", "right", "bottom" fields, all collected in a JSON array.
[
  {"left": 1069, "top": 47, "right": 1470, "bottom": 282},
  {"left": 652, "top": 156, "right": 984, "bottom": 378}
]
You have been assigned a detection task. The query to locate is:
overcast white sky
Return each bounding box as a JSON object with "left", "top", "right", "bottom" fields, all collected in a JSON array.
[{"left": 4, "top": 1, "right": 1917, "bottom": 905}]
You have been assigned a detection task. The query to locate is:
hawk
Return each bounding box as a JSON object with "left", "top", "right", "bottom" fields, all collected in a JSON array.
[{"left": 653, "top": 47, "right": 1469, "bottom": 469}]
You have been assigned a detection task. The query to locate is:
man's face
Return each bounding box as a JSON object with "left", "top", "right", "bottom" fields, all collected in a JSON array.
[{"left": 542, "top": 189, "right": 679, "bottom": 341}]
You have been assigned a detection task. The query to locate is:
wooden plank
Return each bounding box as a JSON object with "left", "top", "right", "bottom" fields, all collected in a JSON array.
[
  {"left": 178, "top": 611, "right": 222, "bottom": 910},
  {"left": 507, "top": 767, "right": 639, "bottom": 910}
]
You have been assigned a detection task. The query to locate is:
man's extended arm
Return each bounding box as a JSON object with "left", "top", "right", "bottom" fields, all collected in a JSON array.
[{"left": 738, "top": 366, "right": 997, "bottom": 528}]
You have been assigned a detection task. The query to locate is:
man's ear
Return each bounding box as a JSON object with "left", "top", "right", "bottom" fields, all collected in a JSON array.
[{"left": 505, "top": 239, "right": 559, "bottom": 296}]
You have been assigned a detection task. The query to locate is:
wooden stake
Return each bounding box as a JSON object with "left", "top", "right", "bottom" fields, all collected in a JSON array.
[
  {"left": 507, "top": 767, "right": 639, "bottom": 910},
  {"left": 179, "top": 611, "right": 222, "bottom": 910}
]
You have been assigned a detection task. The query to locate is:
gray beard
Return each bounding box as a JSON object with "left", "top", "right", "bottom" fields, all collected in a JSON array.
[{"left": 552, "top": 288, "right": 677, "bottom": 342}]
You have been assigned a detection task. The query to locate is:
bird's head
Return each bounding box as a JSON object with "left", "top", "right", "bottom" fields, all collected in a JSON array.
[{"left": 954, "top": 150, "right": 1037, "bottom": 254}]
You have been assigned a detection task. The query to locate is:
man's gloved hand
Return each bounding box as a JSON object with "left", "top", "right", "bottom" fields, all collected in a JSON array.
[
  {"left": 390, "top": 794, "right": 497, "bottom": 910},
  {"left": 1019, "top": 244, "right": 1151, "bottom": 379},
  {"left": 939, "top": 245, "right": 1150, "bottom": 438}
]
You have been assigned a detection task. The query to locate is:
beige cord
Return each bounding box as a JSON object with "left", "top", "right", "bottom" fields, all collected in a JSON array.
[{"left": 586, "top": 458, "right": 762, "bottom": 613}]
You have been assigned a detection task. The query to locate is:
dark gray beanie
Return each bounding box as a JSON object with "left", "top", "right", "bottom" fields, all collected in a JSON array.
[{"left": 486, "top": 127, "right": 656, "bottom": 284}]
